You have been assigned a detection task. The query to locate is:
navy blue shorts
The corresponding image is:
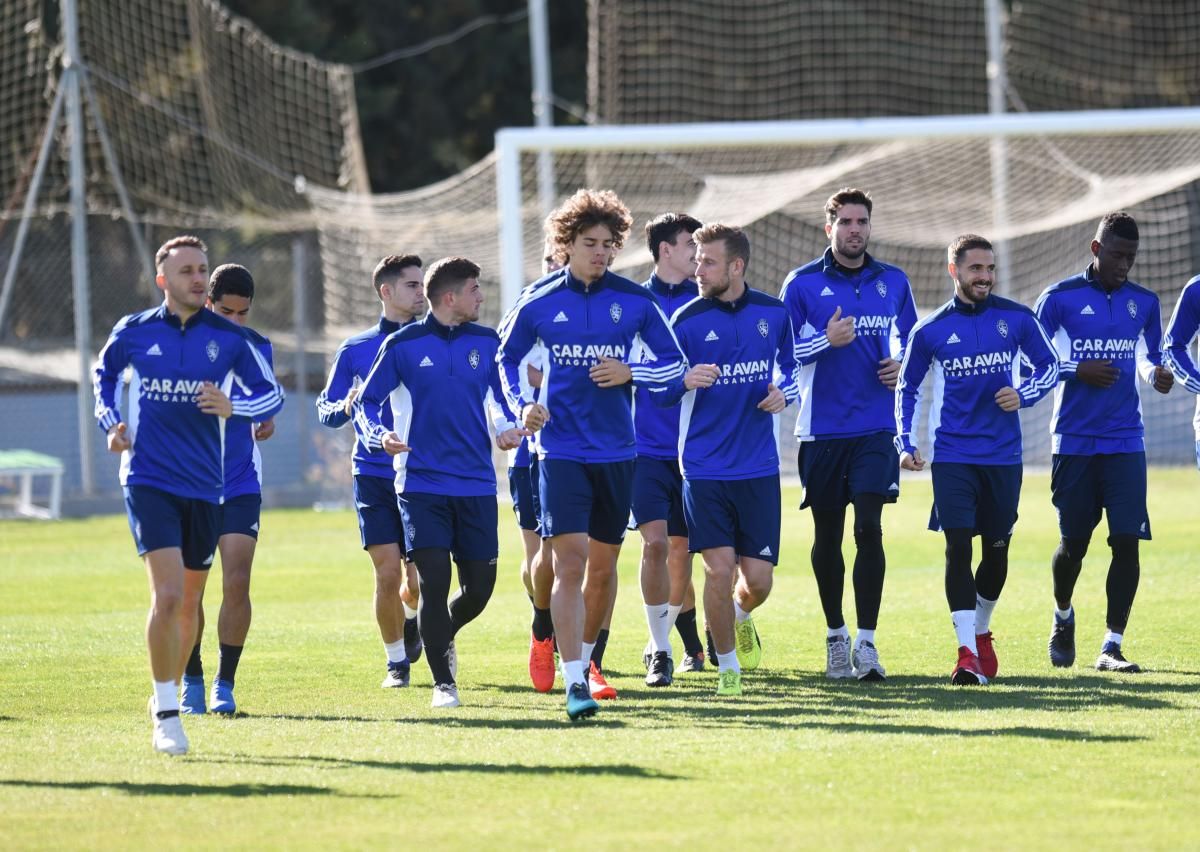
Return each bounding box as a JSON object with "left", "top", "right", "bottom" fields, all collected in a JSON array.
[
  {"left": 1051, "top": 453, "right": 1151, "bottom": 540},
  {"left": 353, "top": 474, "right": 405, "bottom": 551},
  {"left": 538, "top": 458, "right": 634, "bottom": 545},
  {"left": 798, "top": 432, "right": 900, "bottom": 510},
  {"left": 683, "top": 476, "right": 781, "bottom": 564},
  {"left": 220, "top": 492, "right": 262, "bottom": 539},
  {"left": 123, "top": 485, "right": 220, "bottom": 570},
  {"left": 507, "top": 457, "right": 541, "bottom": 534},
  {"left": 631, "top": 456, "right": 688, "bottom": 538},
  {"left": 398, "top": 492, "right": 499, "bottom": 561},
  {"left": 929, "top": 462, "right": 1021, "bottom": 541}
]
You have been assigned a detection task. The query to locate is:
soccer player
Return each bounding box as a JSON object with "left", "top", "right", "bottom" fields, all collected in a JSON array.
[
  {"left": 1164, "top": 272, "right": 1200, "bottom": 470},
  {"left": 896, "top": 234, "right": 1058, "bottom": 685},
  {"left": 93, "top": 235, "right": 283, "bottom": 754},
  {"left": 179, "top": 264, "right": 276, "bottom": 715},
  {"left": 632, "top": 212, "right": 705, "bottom": 686},
  {"left": 658, "top": 223, "right": 798, "bottom": 697},
  {"left": 780, "top": 188, "right": 917, "bottom": 681},
  {"left": 315, "top": 255, "right": 426, "bottom": 689},
  {"left": 357, "top": 257, "right": 527, "bottom": 707},
  {"left": 1035, "top": 213, "right": 1173, "bottom": 673},
  {"left": 498, "top": 188, "right": 687, "bottom": 720}
]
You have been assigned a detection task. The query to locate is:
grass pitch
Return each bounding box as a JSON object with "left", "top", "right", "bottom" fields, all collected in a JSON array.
[{"left": 2, "top": 469, "right": 1199, "bottom": 850}]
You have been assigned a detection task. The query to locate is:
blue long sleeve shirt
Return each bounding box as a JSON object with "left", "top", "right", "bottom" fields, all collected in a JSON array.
[
  {"left": 780, "top": 249, "right": 917, "bottom": 440},
  {"left": 93, "top": 304, "right": 284, "bottom": 502},
  {"left": 659, "top": 286, "right": 799, "bottom": 480},
  {"left": 355, "top": 313, "right": 516, "bottom": 497},
  {"left": 223, "top": 327, "right": 274, "bottom": 499},
  {"left": 1164, "top": 273, "right": 1200, "bottom": 440},
  {"left": 895, "top": 294, "right": 1059, "bottom": 465},
  {"left": 315, "top": 317, "right": 414, "bottom": 480},
  {"left": 498, "top": 268, "right": 686, "bottom": 463},
  {"left": 1034, "top": 267, "right": 1165, "bottom": 455},
  {"left": 635, "top": 274, "right": 699, "bottom": 460}
]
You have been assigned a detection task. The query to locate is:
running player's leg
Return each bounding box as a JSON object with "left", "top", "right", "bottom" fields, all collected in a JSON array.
[
  {"left": 585, "top": 538, "right": 620, "bottom": 698},
  {"left": 970, "top": 464, "right": 1021, "bottom": 680},
  {"left": 729, "top": 475, "right": 779, "bottom": 671},
  {"left": 1048, "top": 454, "right": 1101, "bottom": 667},
  {"left": 401, "top": 560, "right": 422, "bottom": 663},
  {"left": 582, "top": 461, "right": 633, "bottom": 695},
  {"left": 634, "top": 455, "right": 676, "bottom": 682},
  {"left": 702, "top": 546, "right": 740, "bottom": 687},
  {"left": 800, "top": 441, "right": 852, "bottom": 676},
  {"left": 210, "top": 491, "right": 260, "bottom": 713},
  {"left": 1096, "top": 452, "right": 1150, "bottom": 672},
  {"left": 355, "top": 474, "right": 410, "bottom": 686},
  {"left": 845, "top": 432, "right": 897, "bottom": 679},
  {"left": 931, "top": 463, "right": 986, "bottom": 684}
]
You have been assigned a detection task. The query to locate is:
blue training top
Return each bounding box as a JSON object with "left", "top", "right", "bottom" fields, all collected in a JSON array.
[
  {"left": 635, "top": 273, "right": 699, "bottom": 460},
  {"left": 223, "top": 326, "right": 274, "bottom": 499},
  {"left": 1164, "top": 274, "right": 1200, "bottom": 441},
  {"left": 895, "top": 294, "right": 1059, "bottom": 465},
  {"left": 93, "top": 303, "right": 285, "bottom": 503}
]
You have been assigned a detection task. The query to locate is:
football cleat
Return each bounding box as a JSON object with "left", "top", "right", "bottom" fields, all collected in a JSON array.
[
  {"left": 715, "top": 669, "right": 742, "bottom": 696},
  {"left": 210, "top": 678, "right": 236, "bottom": 715},
  {"left": 975, "top": 632, "right": 998, "bottom": 679},
  {"left": 588, "top": 661, "right": 617, "bottom": 700},
  {"left": 403, "top": 616, "right": 423, "bottom": 665},
  {"left": 566, "top": 682, "right": 599, "bottom": 721},
  {"left": 1095, "top": 642, "right": 1141, "bottom": 673},
  {"left": 825, "top": 634, "right": 853, "bottom": 679},
  {"left": 149, "top": 697, "right": 189, "bottom": 756},
  {"left": 529, "top": 635, "right": 556, "bottom": 693},
  {"left": 675, "top": 651, "right": 705, "bottom": 674},
  {"left": 180, "top": 674, "right": 206, "bottom": 715},
  {"left": 645, "top": 650, "right": 673, "bottom": 688},
  {"left": 951, "top": 645, "right": 989, "bottom": 685},
  {"left": 734, "top": 614, "right": 762, "bottom": 671},
  {"left": 851, "top": 640, "right": 886, "bottom": 682},
  {"left": 431, "top": 683, "right": 461, "bottom": 708},
  {"left": 1049, "top": 611, "right": 1076, "bottom": 668},
  {"left": 381, "top": 659, "right": 411, "bottom": 688}
]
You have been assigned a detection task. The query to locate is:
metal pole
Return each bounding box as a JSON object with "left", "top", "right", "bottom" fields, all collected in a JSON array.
[
  {"left": 292, "top": 236, "right": 309, "bottom": 482},
  {"left": 63, "top": 0, "right": 95, "bottom": 494},
  {"left": 528, "top": 0, "right": 556, "bottom": 220},
  {"left": 985, "top": 0, "right": 1011, "bottom": 290},
  {"left": 496, "top": 138, "right": 524, "bottom": 311}
]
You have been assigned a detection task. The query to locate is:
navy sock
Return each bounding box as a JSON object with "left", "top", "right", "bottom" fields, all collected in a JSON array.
[
  {"left": 674, "top": 607, "right": 703, "bottom": 656},
  {"left": 185, "top": 643, "right": 203, "bottom": 678},
  {"left": 590, "top": 628, "right": 609, "bottom": 669},
  {"left": 217, "top": 643, "right": 243, "bottom": 686},
  {"left": 532, "top": 606, "right": 554, "bottom": 641}
]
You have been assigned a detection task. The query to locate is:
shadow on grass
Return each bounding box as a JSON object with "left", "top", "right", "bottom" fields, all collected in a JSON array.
[
  {"left": 188, "top": 753, "right": 680, "bottom": 778},
  {"left": 0, "top": 779, "right": 384, "bottom": 798}
]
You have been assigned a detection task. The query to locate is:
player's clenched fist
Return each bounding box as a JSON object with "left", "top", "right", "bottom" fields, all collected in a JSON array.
[
  {"left": 522, "top": 402, "right": 550, "bottom": 432},
  {"left": 683, "top": 363, "right": 720, "bottom": 390},
  {"left": 826, "top": 305, "right": 857, "bottom": 347}
]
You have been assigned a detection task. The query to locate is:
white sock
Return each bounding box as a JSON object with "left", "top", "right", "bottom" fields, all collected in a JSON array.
[
  {"left": 156, "top": 680, "right": 179, "bottom": 713},
  {"left": 856, "top": 628, "right": 875, "bottom": 647},
  {"left": 667, "top": 603, "right": 682, "bottom": 628},
  {"left": 384, "top": 639, "right": 406, "bottom": 664},
  {"left": 581, "top": 641, "right": 596, "bottom": 666},
  {"left": 562, "top": 659, "right": 585, "bottom": 689},
  {"left": 402, "top": 601, "right": 418, "bottom": 620},
  {"left": 827, "top": 624, "right": 850, "bottom": 640},
  {"left": 716, "top": 650, "right": 740, "bottom": 673},
  {"left": 733, "top": 599, "right": 750, "bottom": 624},
  {"left": 951, "top": 610, "right": 978, "bottom": 654},
  {"left": 645, "top": 603, "right": 672, "bottom": 654},
  {"left": 1055, "top": 606, "right": 1073, "bottom": 621},
  {"left": 975, "top": 594, "right": 998, "bottom": 634},
  {"left": 1104, "top": 630, "right": 1124, "bottom": 648}
]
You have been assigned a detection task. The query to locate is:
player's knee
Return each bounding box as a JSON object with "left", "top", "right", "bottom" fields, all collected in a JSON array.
[
  {"left": 152, "top": 586, "right": 183, "bottom": 617},
  {"left": 852, "top": 523, "right": 883, "bottom": 551},
  {"left": 744, "top": 571, "right": 773, "bottom": 601},
  {"left": 944, "top": 529, "right": 972, "bottom": 569},
  {"left": 1108, "top": 534, "right": 1139, "bottom": 562},
  {"left": 641, "top": 535, "right": 669, "bottom": 567},
  {"left": 703, "top": 561, "right": 734, "bottom": 587},
  {"left": 1059, "top": 536, "right": 1091, "bottom": 563}
]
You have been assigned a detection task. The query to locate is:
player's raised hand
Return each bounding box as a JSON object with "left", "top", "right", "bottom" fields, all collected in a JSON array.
[
  {"left": 496, "top": 426, "right": 533, "bottom": 451},
  {"left": 994, "top": 386, "right": 1021, "bottom": 412},
  {"left": 1075, "top": 359, "right": 1120, "bottom": 388},
  {"left": 826, "top": 305, "right": 857, "bottom": 347},
  {"left": 522, "top": 402, "right": 550, "bottom": 432},
  {"left": 590, "top": 357, "right": 632, "bottom": 387},
  {"left": 1152, "top": 365, "right": 1174, "bottom": 394},
  {"left": 683, "top": 363, "right": 720, "bottom": 390},
  {"left": 197, "top": 382, "right": 232, "bottom": 418},
  {"left": 254, "top": 418, "right": 275, "bottom": 441},
  {"left": 877, "top": 357, "right": 901, "bottom": 389},
  {"left": 757, "top": 383, "right": 786, "bottom": 413},
  {"left": 900, "top": 448, "right": 925, "bottom": 471},
  {"left": 106, "top": 422, "right": 130, "bottom": 453},
  {"left": 382, "top": 432, "right": 411, "bottom": 456}
]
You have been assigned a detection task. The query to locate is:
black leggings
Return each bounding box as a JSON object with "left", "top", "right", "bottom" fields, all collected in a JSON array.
[
  {"left": 943, "top": 528, "right": 1009, "bottom": 612},
  {"left": 412, "top": 548, "right": 496, "bottom": 684},
  {"left": 810, "top": 494, "right": 886, "bottom": 630},
  {"left": 1052, "top": 534, "right": 1139, "bottom": 631}
]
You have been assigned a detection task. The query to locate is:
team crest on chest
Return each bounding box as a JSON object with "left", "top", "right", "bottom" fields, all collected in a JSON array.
[
  {"left": 757, "top": 318, "right": 769, "bottom": 338},
  {"left": 996, "top": 319, "right": 1008, "bottom": 339},
  {"left": 876, "top": 281, "right": 887, "bottom": 298},
  {"left": 468, "top": 348, "right": 481, "bottom": 369},
  {"left": 609, "top": 302, "right": 622, "bottom": 324},
  {"left": 1127, "top": 299, "right": 1137, "bottom": 319},
  {"left": 206, "top": 339, "right": 219, "bottom": 362}
]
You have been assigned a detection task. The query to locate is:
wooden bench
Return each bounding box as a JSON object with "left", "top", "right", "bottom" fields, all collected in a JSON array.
[{"left": 0, "top": 450, "right": 64, "bottom": 520}]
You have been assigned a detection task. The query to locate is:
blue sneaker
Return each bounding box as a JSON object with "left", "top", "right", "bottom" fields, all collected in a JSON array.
[
  {"left": 1048, "top": 610, "right": 1076, "bottom": 668},
  {"left": 382, "top": 659, "right": 410, "bottom": 688},
  {"left": 210, "top": 678, "right": 236, "bottom": 714},
  {"left": 566, "top": 682, "right": 599, "bottom": 721},
  {"left": 180, "top": 675, "right": 206, "bottom": 714}
]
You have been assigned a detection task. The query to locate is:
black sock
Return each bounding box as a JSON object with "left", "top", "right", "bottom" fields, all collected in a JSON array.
[
  {"left": 674, "top": 607, "right": 703, "bottom": 656},
  {"left": 1106, "top": 535, "right": 1140, "bottom": 632},
  {"left": 591, "top": 628, "right": 609, "bottom": 669},
  {"left": 811, "top": 507, "right": 848, "bottom": 629},
  {"left": 217, "top": 643, "right": 243, "bottom": 686},
  {"left": 185, "top": 643, "right": 203, "bottom": 678},
  {"left": 532, "top": 606, "right": 554, "bottom": 641}
]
